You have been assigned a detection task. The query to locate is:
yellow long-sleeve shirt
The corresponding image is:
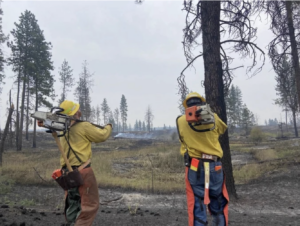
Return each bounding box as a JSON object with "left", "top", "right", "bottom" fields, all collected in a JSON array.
[
  {"left": 60, "top": 122, "right": 112, "bottom": 166},
  {"left": 177, "top": 113, "right": 227, "bottom": 158}
]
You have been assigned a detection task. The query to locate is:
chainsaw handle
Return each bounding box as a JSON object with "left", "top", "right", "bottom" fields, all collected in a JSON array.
[{"left": 51, "top": 107, "right": 64, "bottom": 113}]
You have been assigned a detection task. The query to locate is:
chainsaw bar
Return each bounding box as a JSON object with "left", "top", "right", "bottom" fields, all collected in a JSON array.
[
  {"left": 31, "top": 111, "right": 71, "bottom": 131},
  {"left": 31, "top": 109, "right": 105, "bottom": 133}
]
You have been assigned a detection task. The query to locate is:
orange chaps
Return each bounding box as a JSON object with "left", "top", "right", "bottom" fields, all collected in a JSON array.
[
  {"left": 185, "top": 167, "right": 229, "bottom": 226},
  {"left": 64, "top": 167, "right": 99, "bottom": 226}
]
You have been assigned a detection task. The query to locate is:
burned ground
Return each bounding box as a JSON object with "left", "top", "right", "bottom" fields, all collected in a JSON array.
[{"left": 0, "top": 132, "right": 299, "bottom": 226}]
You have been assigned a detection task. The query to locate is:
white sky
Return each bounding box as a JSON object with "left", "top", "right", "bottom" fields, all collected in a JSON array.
[{"left": 0, "top": 0, "right": 285, "bottom": 128}]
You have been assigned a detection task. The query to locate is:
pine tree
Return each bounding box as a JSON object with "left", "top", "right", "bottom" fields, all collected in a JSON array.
[
  {"left": 101, "top": 98, "right": 110, "bottom": 124},
  {"left": 31, "top": 20, "right": 54, "bottom": 148},
  {"left": 138, "top": 120, "right": 142, "bottom": 131},
  {"left": 145, "top": 106, "right": 154, "bottom": 132},
  {"left": 0, "top": 1, "right": 8, "bottom": 95},
  {"left": 58, "top": 59, "right": 74, "bottom": 104},
  {"left": 96, "top": 105, "right": 101, "bottom": 125},
  {"left": 142, "top": 121, "right": 146, "bottom": 131},
  {"left": 74, "top": 60, "right": 93, "bottom": 121},
  {"left": 8, "top": 10, "right": 54, "bottom": 149},
  {"left": 113, "top": 108, "right": 120, "bottom": 132},
  {"left": 108, "top": 110, "right": 115, "bottom": 130},
  {"left": 134, "top": 120, "right": 138, "bottom": 131},
  {"left": 274, "top": 57, "right": 298, "bottom": 137},
  {"left": 241, "top": 104, "right": 254, "bottom": 135},
  {"left": 120, "top": 95, "right": 128, "bottom": 132},
  {"left": 226, "top": 85, "right": 243, "bottom": 131},
  {"left": 89, "top": 106, "right": 96, "bottom": 123}
]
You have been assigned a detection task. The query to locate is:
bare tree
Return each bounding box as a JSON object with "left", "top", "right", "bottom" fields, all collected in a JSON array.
[
  {"left": 179, "top": 0, "right": 265, "bottom": 199},
  {"left": 144, "top": 106, "right": 154, "bottom": 132}
]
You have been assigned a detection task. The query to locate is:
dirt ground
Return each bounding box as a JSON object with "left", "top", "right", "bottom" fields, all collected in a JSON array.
[{"left": 0, "top": 162, "right": 299, "bottom": 226}]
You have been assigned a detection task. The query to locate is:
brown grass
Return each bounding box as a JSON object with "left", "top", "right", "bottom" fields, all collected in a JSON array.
[{"left": 1, "top": 137, "right": 299, "bottom": 192}]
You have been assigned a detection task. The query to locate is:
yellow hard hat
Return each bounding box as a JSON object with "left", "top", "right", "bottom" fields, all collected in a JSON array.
[
  {"left": 59, "top": 100, "right": 80, "bottom": 116},
  {"left": 182, "top": 92, "right": 206, "bottom": 109}
]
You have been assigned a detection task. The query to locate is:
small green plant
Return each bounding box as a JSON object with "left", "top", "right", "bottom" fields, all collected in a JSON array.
[
  {"left": 249, "top": 127, "right": 265, "bottom": 144},
  {"left": 19, "top": 198, "right": 36, "bottom": 206},
  {"left": 128, "top": 204, "right": 139, "bottom": 215}
]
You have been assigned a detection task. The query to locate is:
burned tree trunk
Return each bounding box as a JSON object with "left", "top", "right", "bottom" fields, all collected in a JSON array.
[
  {"left": 0, "top": 104, "right": 14, "bottom": 167},
  {"left": 286, "top": 1, "right": 300, "bottom": 110},
  {"left": 18, "top": 75, "right": 26, "bottom": 151},
  {"left": 292, "top": 111, "right": 298, "bottom": 138},
  {"left": 201, "top": 1, "right": 237, "bottom": 199}
]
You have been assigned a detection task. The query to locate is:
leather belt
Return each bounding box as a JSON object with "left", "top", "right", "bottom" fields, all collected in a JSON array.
[
  {"left": 78, "top": 159, "right": 91, "bottom": 171},
  {"left": 62, "top": 159, "right": 91, "bottom": 171},
  {"left": 200, "top": 154, "right": 220, "bottom": 162}
]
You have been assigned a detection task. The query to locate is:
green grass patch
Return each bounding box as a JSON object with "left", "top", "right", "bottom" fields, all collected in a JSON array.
[
  {"left": 19, "top": 198, "right": 36, "bottom": 206},
  {"left": 0, "top": 175, "right": 16, "bottom": 194}
]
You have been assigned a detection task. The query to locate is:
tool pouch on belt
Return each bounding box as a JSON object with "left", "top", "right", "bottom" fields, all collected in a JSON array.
[{"left": 55, "top": 169, "right": 83, "bottom": 191}]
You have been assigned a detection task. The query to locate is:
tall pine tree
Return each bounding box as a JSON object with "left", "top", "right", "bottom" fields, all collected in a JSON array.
[
  {"left": 74, "top": 60, "right": 93, "bottom": 121},
  {"left": 120, "top": 95, "right": 128, "bottom": 132},
  {"left": 58, "top": 59, "right": 74, "bottom": 104},
  {"left": 101, "top": 98, "right": 110, "bottom": 124},
  {"left": 113, "top": 108, "right": 120, "bottom": 132},
  {"left": 8, "top": 10, "right": 54, "bottom": 149},
  {"left": 0, "top": 1, "right": 8, "bottom": 95},
  {"left": 274, "top": 57, "right": 298, "bottom": 137}
]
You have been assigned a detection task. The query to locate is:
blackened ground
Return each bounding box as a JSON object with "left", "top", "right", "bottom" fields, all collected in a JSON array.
[{"left": 0, "top": 163, "right": 299, "bottom": 226}]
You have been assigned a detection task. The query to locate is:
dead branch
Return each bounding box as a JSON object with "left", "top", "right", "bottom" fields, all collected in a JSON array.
[
  {"left": 33, "top": 167, "right": 47, "bottom": 182},
  {"left": 179, "top": 0, "right": 265, "bottom": 99}
]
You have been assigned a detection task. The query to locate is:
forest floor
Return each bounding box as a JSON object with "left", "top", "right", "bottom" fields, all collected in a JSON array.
[{"left": 0, "top": 133, "right": 299, "bottom": 226}]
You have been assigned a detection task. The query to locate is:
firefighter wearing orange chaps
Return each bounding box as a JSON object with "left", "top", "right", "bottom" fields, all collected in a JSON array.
[
  {"left": 177, "top": 92, "right": 229, "bottom": 226},
  {"left": 64, "top": 167, "right": 99, "bottom": 226},
  {"left": 59, "top": 100, "right": 112, "bottom": 226}
]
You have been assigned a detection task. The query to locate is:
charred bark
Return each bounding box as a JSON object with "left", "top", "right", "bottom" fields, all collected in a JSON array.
[
  {"left": 15, "top": 69, "right": 21, "bottom": 149},
  {"left": 201, "top": 1, "right": 237, "bottom": 199},
  {"left": 0, "top": 104, "right": 14, "bottom": 166},
  {"left": 285, "top": 1, "right": 300, "bottom": 110},
  {"left": 18, "top": 75, "right": 26, "bottom": 151},
  {"left": 32, "top": 85, "right": 38, "bottom": 148},
  {"left": 292, "top": 111, "right": 298, "bottom": 138},
  {"left": 26, "top": 76, "right": 30, "bottom": 140}
]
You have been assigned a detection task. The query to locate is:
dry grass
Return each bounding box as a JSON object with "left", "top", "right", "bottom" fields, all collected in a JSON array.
[
  {"left": 252, "top": 149, "right": 278, "bottom": 161},
  {"left": 0, "top": 142, "right": 184, "bottom": 193},
  {"left": 233, "top": 163, "right": 276, "bottom": 184},
  {"left": 232, "top": 138, "right": 300, "bottom": 184},
  {"left": 1, "top": 137, "right": 299, "bottom": 192}
]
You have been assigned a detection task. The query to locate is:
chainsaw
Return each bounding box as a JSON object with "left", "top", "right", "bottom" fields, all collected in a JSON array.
[
  {"left": 30, "top": 107, "right": 104, "bottom": 137},
  {"left": 185, "top": 104, "right": 215, "bottom": 132}
]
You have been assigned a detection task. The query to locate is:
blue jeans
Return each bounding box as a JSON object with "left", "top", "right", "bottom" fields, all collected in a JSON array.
[{"left": 188, "top": 161, "right": 227, "bottom": 226}]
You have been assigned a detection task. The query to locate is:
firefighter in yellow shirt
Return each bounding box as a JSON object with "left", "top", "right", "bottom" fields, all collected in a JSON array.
[
  {"left": 176, "top": 92, "right": 229, "bottom": 226},
  {"left": 59, "top": 100, "right": 112, "bottom": 226}
]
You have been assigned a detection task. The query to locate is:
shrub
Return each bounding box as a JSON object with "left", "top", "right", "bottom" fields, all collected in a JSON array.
[{"left": 249, "top": 127, "right": 265, "bottom": 144}]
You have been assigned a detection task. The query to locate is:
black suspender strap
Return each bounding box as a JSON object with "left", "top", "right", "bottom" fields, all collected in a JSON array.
[{"left": 64, "top": 128, "right": 82, "bottom": 164}]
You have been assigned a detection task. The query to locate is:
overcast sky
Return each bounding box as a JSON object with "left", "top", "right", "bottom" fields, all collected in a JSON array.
[{"left": 0, "top": 0, "right": 286, "bottom": 128}]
